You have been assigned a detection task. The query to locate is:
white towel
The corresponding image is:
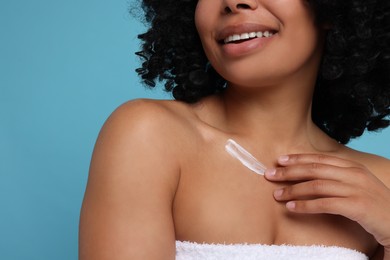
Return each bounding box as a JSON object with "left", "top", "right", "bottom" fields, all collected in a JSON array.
[{"left": 176, "top": 241, "right": 368, "bottom": 260}]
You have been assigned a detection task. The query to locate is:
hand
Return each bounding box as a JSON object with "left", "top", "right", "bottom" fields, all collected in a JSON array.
[{"left": 264, "top": 154, "right": 390, "bottom": 248}]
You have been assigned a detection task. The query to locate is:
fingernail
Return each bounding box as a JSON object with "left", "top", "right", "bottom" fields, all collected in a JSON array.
[
  {"left": 274, "top": 189, "right": 284, "bottom": 198},
  {"left": 278, "top": 155, "right": 289, "bottom": 163},
  {"left": 286, "top": 201, "right": 296, "bottom": 210},
  {"left": 265, "top": 168, "right": 276, "bottom": 177}
]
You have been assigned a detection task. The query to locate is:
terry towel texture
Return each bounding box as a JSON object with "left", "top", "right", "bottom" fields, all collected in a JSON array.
[{"left": 176, "top": 241, "right": 368, "bottom": 260}]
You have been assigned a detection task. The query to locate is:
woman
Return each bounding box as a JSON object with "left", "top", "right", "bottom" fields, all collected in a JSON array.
[{"left": 79, "top": 0, "right": 390, "bottom": 259}]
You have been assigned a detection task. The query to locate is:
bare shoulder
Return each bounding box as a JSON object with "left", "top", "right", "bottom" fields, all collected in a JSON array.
[
  {"left": 92, "top": 99, "right": 195, "bottom": 178},
  {"left": 342, "top": 146, "right": 390, "bottom": 187},
  {"left": 103, "top": 98, "right": 196, "bottom": 137},
  {"left": 79, "top": 99, "right": 196, "bottom": 260}
]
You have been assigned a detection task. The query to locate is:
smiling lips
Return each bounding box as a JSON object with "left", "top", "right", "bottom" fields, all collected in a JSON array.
[
  {"left": 217, "top": 24, "right": 278, "bottom": 56},
  {"left": 224, "top": 30, "right": 276, "bottom": 44},
  {"left": 218, "top": 23, "right": 279, "bottom": 45}
]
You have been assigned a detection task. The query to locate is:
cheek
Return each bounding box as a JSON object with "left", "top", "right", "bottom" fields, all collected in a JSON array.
[
  {"left": 194, "top": 2, "right": 218, "bottom": 61},
  {"left": 276, "top": 2, "right": 322, "bottom": 63},
  {"left": 194, "top": 1, "right": 208, "bottom": 39}
]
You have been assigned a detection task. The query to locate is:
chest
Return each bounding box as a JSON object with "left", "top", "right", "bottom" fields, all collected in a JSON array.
[{"left": 172, "top": 146, "right": 377, "bottom": 255}]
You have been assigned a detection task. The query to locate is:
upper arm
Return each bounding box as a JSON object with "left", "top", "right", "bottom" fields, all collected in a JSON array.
[
  {"left": 79, "top": 100, "right": 181, "bottom": 260},
  {"left": 364, "top": 154, "right": 390, "bottom": 259},
  {"left": 365, "top": 154, "right": 390, "bottom": 188}
]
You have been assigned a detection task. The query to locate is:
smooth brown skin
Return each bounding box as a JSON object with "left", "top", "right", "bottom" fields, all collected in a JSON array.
[
  {"left": 79, "top": 0, "right": 390, "bottom": 259},
  {"left": 79, "top": 98, "right": 390, "bottom": 260}
]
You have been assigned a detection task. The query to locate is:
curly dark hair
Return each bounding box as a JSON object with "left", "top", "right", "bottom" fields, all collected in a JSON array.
[{"left": 134, "top": 0, "right": 390, "bottom": 144}]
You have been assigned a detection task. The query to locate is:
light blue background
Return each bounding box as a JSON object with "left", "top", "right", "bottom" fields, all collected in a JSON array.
[{"left": 0, "top": 0, "right": 389, "bottom": 259}]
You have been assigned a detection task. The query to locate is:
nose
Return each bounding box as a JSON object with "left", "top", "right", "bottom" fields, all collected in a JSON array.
[{"left": 222, "top": 0, "right": 258, "bottom": 14}]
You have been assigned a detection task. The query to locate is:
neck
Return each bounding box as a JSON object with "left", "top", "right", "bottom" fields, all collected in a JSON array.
[{"left": 218, "top": 79, "right": 335, "bottom": 154}]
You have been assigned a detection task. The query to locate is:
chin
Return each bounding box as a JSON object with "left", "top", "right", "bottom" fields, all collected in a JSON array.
[{"left": 220, "top": 67, "right": 291, "bottom": 89}]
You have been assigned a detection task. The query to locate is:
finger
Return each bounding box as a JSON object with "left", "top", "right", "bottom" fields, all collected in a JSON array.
[
  {"left": 264, "top": 163, "right": 359, "bottom": 183},
  {"left": 285, "top": 198, "right": 361, "bottom": 221},
  {"left": 273, "top": 180, "right": 355, "bottom": 201},
  {"left": 277, "top": 154, "right": 362, "bottom": 168}
]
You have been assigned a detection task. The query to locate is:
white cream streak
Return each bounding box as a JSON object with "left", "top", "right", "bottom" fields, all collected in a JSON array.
[{"left": 225, "top": 139, "right": 267, "bottom": 175}]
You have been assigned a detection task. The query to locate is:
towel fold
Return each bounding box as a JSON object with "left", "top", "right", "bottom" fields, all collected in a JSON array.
[{"left": 176, "top": 241, "right": 368, "bottom": 260}]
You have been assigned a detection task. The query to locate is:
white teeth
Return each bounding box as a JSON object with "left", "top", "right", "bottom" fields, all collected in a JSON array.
[
  {"left": 232, "top": 34, "right": 240, "bottom": 41},
  {"left": 249, "top": 32, "right": 257, "bottom": 38},
  {"left": 240, "top": 33, "right": 250, "bottom": 39},
  {"left": 224, "top": 30, "right": 275, "bottom": 44}
]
